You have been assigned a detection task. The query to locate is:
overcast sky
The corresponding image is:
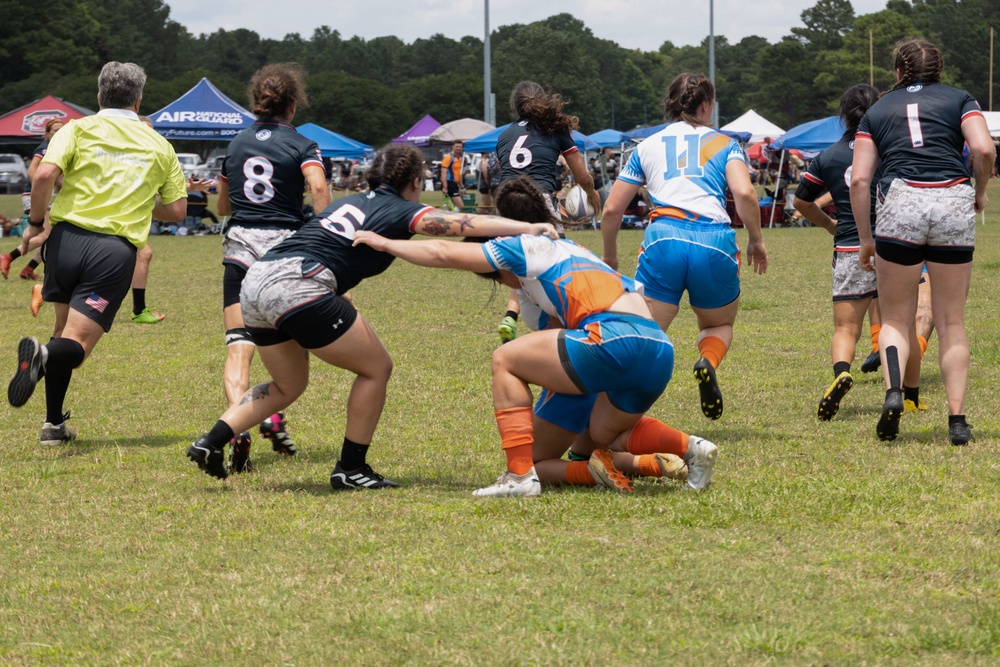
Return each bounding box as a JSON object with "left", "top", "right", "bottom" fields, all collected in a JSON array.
[{"left": 166, "top": 0, "right": 890, "bottom": 53}]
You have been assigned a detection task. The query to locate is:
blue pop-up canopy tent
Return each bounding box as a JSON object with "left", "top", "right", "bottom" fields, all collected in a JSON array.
[
  {"left": 297, "top": 123, "right": 372, "bottom": 159},
  {"left": 587, "top": 128, "right": 626, "bottom": 148},
  {"left": 771, "top": 116, "right": 846, "bottom": 153},
  {"left": 150, "top": 78, "right": 255, "bottom": 141},
  {"left": 465, "top": 123, "right": 600, "bottom": 153}
]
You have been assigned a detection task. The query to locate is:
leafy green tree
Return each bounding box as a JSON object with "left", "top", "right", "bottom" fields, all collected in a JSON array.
[
  {"left": 791, "top": 0, "right": 856, "bottom": 50},
  {"left": 300, "top": 71, "right": 410, "bottom": 145},
  {"left": 397, "top": 74, "right": 483, "bottom": 124}
]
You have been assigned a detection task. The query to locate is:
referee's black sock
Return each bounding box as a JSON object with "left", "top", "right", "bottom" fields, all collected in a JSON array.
[
  {"left": 27, "top": 258, "right": 39, "bottom": 270},
  {"left": 8, "top": 248, "right": 22, "bottom": 260},
  {"left": 132, "top": 288, "right": 146, "bottom": 315},
  {"left": 340, "top": 437, "right": 369, "bottom": 470},
  {"left": 43, "top": 338, "right": 85, "bottom": 425}
]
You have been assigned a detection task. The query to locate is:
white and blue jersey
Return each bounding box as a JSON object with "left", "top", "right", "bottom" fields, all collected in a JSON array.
[
  {"left": 620, "top": 122, "right": 746, "bottom": 225},
  {"left": 483, "top": 234, "right": 673, "bottom": 415}
]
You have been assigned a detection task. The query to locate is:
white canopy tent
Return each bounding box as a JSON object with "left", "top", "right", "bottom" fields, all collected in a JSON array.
[
  {"left": 982, "top": 111, "right": 1000, "bottom": 137},
  {"left": 720, "top": 109, "right": 785, "bottom": 144}
]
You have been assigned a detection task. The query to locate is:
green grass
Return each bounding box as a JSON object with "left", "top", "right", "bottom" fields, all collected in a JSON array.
[{"left": 2, "top": 188, "right": 1000, "bottom": 665}]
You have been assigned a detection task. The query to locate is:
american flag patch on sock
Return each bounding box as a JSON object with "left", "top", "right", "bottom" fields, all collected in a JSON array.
[{"left": 85, "top": 293, "right": 109, "bottom": 313}]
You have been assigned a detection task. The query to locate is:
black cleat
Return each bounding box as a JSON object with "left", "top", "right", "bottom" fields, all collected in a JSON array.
[
  {"left": 949, "top": 422, "right": 973, "bottom": 447},
  {"left": 228, "top": 431, "right": 253, "bottom": 473},
  {"left": 259, "top": 412, "right": 297, "bottom": 456},
  {"left": 330, "top": 462, "right": 399, "bottom": 490},
  {"left": 818, "top": 371, "right": 854, "bottom": 421},
  {"left": 8, "top": 336, "right": 42, "bottom": 407},
  {"left": 877, "top": 390, "right": 904, "bottom": 441},
  {"left": 187, "top": 435, "right": 229, "bottom": 480},
  {"left": 693, "top": 357, "right": 723, "bottom": 420},
  {"left": 860, "top": 350, "right": 881, "bottom": 374}
]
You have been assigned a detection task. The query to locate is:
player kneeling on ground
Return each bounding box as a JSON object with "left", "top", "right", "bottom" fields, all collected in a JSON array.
[{"left": 354, "top": 176, "right": 717, "bottom": 497}]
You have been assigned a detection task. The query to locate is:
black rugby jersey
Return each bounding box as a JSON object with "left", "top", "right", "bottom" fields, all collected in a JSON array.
[
  {"left": 221, "top": 120, "right": 323, "bottom": 230},
  {"left": 23, "top": 139, "right": 49, "bottom": 196},
  {"left": 496, "top": 120, "right": 577, "bottom": 193},
  {"left": 264, "top": 185, "right": 433, "bottom": 294},
  {"left": 857, "top": 82, "right": 981, "bottom": 195},
  {"left": 796, "top": 135, "right": 877, "bottom": 249}
]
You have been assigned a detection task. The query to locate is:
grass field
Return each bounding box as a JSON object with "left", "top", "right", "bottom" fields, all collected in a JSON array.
[{"left": 1, "top": 188, "right": 1000, "bottom": 665}]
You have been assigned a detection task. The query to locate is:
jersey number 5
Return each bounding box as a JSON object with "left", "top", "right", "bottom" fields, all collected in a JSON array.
[
  {"left": 319, "top": 203, "right": 366, "bottom": 240},
  {"left": 661, "top": 134, "right": 704, "bottom": 179}
]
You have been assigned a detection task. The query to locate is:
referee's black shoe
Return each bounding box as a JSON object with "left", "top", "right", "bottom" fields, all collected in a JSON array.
[{"left": 8, "top": 336, "right": 42, "bottom": 408}]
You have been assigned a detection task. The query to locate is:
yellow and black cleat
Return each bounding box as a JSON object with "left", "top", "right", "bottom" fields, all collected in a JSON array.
[{"left": 818, "top": 371, "right": 854, "bottom": 421}]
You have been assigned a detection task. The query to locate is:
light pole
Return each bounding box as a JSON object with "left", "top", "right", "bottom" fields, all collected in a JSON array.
[
  {"left": 709, "top": 0, "right": 718, "bottom": 126},
  {"left": 484, "top": 0, "right": 495, "bottom": 126}
]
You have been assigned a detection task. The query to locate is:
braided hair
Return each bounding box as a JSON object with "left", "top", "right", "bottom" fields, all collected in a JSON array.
[
  {"left": 366, "top": 143, "right": 425, "bottom": 192},
  {"left": 662, "top": 73, "right": 714, "bottom": 126},
  {"left": 248, "top": 63, "right": 308, "bottom": 120},
  {"left": 839, "top": 84, "right": 879, "bottom": 136},
  {"left": 892, "top": 39, "right": 943, "bottom": 89},
  {"left": 509, "top": 81, "right": 578, "bottom": 135},
  {"left": 494, "top": 176, "right": 561, "bottom": 225}
]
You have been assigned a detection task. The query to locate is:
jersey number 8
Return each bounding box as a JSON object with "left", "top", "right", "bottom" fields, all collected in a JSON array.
[{"left": 243, "top": 156, "right": 275, "bottom": 204}]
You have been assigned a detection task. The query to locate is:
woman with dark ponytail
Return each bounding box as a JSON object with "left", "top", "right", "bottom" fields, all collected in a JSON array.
[
  {"left": 850, "top": 38, "right": 994, "bottom": 445},
  {"left": 187, "top": 143, "right": 558, "bottom": 488},
  {"left": 794, "top": 83, "right": 880, "bottom": 421},
  {"left": 602, "top": 73, "right": 768, "bottom": 422}
]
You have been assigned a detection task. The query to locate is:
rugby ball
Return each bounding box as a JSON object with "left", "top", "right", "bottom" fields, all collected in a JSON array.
[{"left": 563, "top": 185, "right": 594, "bottom": 224}]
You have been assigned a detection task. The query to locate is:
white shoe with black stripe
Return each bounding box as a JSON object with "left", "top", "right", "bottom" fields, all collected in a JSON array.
[{"left": 330, "top": 462, "right": 400, "bottom": 490}]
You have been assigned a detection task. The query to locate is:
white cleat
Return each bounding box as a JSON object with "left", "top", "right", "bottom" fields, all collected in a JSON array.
[
  {"left": 472, "top": 467, "right": 542, "bottom": 498},
  {"left": 684, "top": 437, "right": 718, "bottom": 491}
]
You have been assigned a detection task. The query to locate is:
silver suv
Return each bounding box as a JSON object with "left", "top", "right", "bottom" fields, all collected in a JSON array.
[{"left": 0, "top": 154, "right": 28, "bottom": 194}]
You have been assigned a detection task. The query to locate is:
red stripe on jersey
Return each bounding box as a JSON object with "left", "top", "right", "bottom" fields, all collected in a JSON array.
[
  {"left": 855, "top": 132, "right": 873, "bottom": 141},
  {"left": 562, "top": 146, "right": 579, "bottom": 156},
  {"left": 407, "top": 206, "right": 436, "bottom": 234},
  {"left": 834, "top": 245, "right": 860, "bottom": 252},
  {"left": 961, "top": 110, "right": 984, "bottom": 122},
  {"left": 219, "top": 175, "right": 229, "bottom": 183},
  {"left": 301, "top": 159, "right": 324, "bottom": 171},
  {"left": 803, "top": 172, "right": 824, "bottom": 186},
  {"left": 902, "top": 177, "right": 969, "bottom": 188}
]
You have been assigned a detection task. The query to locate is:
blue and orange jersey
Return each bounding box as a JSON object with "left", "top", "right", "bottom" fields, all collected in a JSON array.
[
  {"left": 481, "top": 235, "right": 636, "bottom": 330},
  {"left": 441, "top": 152, "right": 462, "bottom": 183},
  {"left": 619, "top": 122, "right": 745, "bottom": 225}
]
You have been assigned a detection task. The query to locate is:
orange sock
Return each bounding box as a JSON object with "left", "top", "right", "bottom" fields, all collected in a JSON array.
[
  {"left": 495, "top": 406, "right": 534, "bottom": 475},
  {"left": 870, "top": 323, "right": 881, "bottom": 353},
  {"left": 565, "top": 461, "right": 596, "bottom": 486},
  {"left": 637, "top": 455, "right": 664, "bottom": 477},
  {"left": 917, "top": 335, "right": 928, "bottom": 358},
  {"left": 698, "top": 336, "right": 727, "bottom": 369},
  {"left": 626, "top": 416, "right": 688, "bottom": 456}
]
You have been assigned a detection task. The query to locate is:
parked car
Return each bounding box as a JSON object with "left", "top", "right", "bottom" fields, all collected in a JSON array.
[
  {"left": 205, "top": 155, "right": 225, "bottom": 181},
  {"left": 0, "top": 154, "right": 28, "bottom": 195},
  {"left": 176, "top": 153, "right": 207, "bottom": 180}
]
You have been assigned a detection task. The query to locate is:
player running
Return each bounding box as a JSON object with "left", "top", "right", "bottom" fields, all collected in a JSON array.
[
  {"left": 215, "top": 63, "right": 331, "bottom": 472},
  {"left": 185, "top": 144, "right": 559, "bottom": 487},
  {"left": 601, "top": 73, "right": 768, "bottom": 420},
  {"left": 353, "top": 176, "right": 717, "bottom": 497},
  {"left": 851, "top": 38, "right": 994, "bottom": 445},
  {"left": 793, "top": 83, "right": 880, "bottom": 420}
]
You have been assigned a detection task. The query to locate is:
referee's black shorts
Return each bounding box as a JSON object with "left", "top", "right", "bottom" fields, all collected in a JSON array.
[{"left": 42, "top": 222, "right": 137, "bottom": 332}]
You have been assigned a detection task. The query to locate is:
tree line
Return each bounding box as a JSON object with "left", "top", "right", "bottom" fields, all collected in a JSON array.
[{"left": 1, "top": 0, "right": 997, "bottom": 146}]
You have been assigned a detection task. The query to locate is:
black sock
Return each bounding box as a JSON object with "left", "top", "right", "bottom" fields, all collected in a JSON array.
[
  {"left": 132, "top": 288, "right": 146, "bottom": 315},
  {"left": 505, "top": 310, "right": 519, "bottom": 321},
  {"left": 27, "top": 258, "right": 39, "bottom": 269},
  {"left": 948, "top": 414, "right": 967, "bottom": 427},
  {"left": 884, "top": 345, "right": 901, "bottom": 390},
  {"left": 903, "top": 385, "right": 919, "bottom": 404},
  {"left": 9, "top": 248, "right": 22, "bottom": 260},
  {"left": 833, "top": 361, "right": 851, "bottom": 377},
  {"left": 340, "top": 437, "right": 369, "bottom": 470},
  {"left": 43, "top": 338, "right": 85, "bottom": 424},
  {"left": 205, "top": 420, "right": 235, "bottom": 449}
]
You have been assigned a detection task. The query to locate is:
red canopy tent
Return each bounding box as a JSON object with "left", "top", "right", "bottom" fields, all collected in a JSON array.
[{"left": 0, "top": 96, "right": 93, "bottom": 144}]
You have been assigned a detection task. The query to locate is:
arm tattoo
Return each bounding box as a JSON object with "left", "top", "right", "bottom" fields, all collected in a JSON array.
[
  {"left": 421, "top": 211, "right": 478, "bottom": 236},
  {"left": 239, "top": 382, "right": 272, "bottom": 406}
]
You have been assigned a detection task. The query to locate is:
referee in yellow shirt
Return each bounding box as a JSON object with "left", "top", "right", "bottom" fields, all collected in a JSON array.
[{"left": 7, "top": 61, "right": 188, "bottom": 445}]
